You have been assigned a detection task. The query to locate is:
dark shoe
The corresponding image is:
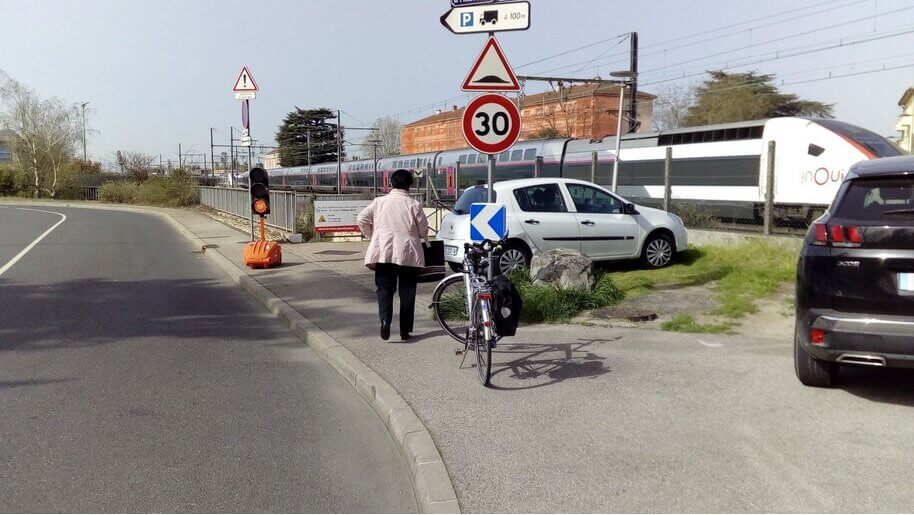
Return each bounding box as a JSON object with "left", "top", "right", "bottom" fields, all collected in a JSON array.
[
  {"left": 400, "top": 332, "right": 411, "bottom": 341},
  {"left": 380, "top": 322, "right": 390, "bottom": 341}
]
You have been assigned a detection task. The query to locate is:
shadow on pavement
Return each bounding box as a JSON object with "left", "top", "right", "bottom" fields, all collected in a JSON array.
[
  {"left": 487, "top": 338, "right": 616, "bottom": 391},
  {"left": 0, "top": 277, "right": 286, "bottom": 352},
  {"left": 0, "top": 378, "right": 75, "bottom": 389},
  {"left": 838, "top": 366, "right": 914, "bottom": 408}
]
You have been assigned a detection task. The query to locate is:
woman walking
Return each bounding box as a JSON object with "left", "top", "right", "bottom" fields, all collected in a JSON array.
[{"left": 357, "top": 169, "right": 429, "bottom": 341}]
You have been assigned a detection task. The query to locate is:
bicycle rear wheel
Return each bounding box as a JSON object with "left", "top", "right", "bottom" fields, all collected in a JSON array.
[
  {"left": 475, "top": 299, "right": 493, "bottom": 387},
  {"left": 431, "top": 274, "right": 469, "bottom": 344}
]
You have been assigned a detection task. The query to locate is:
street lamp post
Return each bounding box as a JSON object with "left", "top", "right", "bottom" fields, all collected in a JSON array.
[{"left": 80, "top": 102, "right": 89, "bottom": 162}]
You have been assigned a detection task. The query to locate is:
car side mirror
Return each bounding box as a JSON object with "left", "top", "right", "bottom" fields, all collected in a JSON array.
[{"left": 624, "top": 203, "right": 639, "bottom": 215}]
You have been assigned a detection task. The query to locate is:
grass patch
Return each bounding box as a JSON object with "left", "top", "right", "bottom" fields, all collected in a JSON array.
[
  {"left": 661, "top": 314, "right": 733, "bottom": 334},
  {"left": 508, "top": 269, "right": 623, "bottom": 323},
  {"left": 99, "top": 172, "right": 197, "bottom": 207},
  {"left": 605, "top": 240, "right": 797, "bottom": 319}
]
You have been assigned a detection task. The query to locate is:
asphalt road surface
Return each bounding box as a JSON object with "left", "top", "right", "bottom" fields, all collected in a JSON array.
[{"left": 0, "top": 206, "right": 416, "bottom": 512}]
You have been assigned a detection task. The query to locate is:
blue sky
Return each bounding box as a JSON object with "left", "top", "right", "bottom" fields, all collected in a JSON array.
[{"left": 1, "top": 0, "right": 912, "bottom": 166}]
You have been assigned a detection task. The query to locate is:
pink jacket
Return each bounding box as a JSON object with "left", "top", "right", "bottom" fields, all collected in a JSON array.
[{"left": 357, "top": 189, "right": 429, "bottom": 268}]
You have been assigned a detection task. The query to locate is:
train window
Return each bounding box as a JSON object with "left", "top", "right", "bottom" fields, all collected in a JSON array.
[
  {"left": 523, "top": 148, "right": 537, "bottom": 160},
  {"left": 808, "top": 144, "right": 825, "bottom": 157},
  {"left": 499, "top": 151, "right": 510, "bottom": 162},
  {"left": 477, "top": 154, "right": 486, "bottom": 163},
  {"left": 459, "top": 154, "right": 467, "bottom": 164},
  {"left": 511, "top": 149, "right": 523, "bottom": 161},
  {"left": 410, "top": 159, "right": 416, "bottom": 167},
  {"left": 467, "top": 154, "right": 477, "bottom": 164}
]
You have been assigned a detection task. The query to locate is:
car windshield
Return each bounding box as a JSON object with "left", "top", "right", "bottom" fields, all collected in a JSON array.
[
  {"left": 453, "top": 186, "right": 495, "bottom": 215},
  {"left": 817, "top": 119, "right": 904, "bottom": 158}
]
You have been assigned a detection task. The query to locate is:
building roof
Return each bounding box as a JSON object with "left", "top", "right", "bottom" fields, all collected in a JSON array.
[
  {"left": 404, "top": 83, "right": 656, "bottom": 128},
  {"left": 900, "top": 87, "right": 914, "bottom": 107}
]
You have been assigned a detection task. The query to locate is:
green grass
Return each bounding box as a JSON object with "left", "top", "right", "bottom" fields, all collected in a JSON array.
[
  {"left": 432, "top": 240, "right": 797, "bottom": 330},
  {"left": 606, "top": 240, "right": 798, "bottom": 319},
  {"left": 660, "top": 314, "right": 733, "bottom": 334},
  {"left": 508, "top": 269, "right": 623, "bottom": 323}
]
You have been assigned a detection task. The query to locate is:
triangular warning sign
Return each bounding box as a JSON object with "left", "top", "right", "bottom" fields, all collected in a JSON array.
[
  {"left": 461, "top": 36, "right": 520, "bottom": 92},
  {"left": 232, "top": 66, "right": 259, "bottom": 92}
]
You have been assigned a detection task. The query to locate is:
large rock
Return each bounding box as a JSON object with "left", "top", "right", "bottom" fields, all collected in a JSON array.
[{"left": 530, "top": 248, "right": 594, "bottom": 290}]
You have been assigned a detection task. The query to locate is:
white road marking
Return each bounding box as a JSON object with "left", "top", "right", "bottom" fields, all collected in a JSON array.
[
  {"left": 0, "top": 208, "right": 67, "bottom": 278},
  {"left": 697, "top": 339, "right": 724, "bottom": 348}
]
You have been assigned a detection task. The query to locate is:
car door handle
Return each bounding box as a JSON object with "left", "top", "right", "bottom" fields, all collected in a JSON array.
[
  {"left": 524, "top": 219, "right": 540, "bottom": 225},
  {"left": 580, "top": 220, "right": 595, "bottom": 226}
]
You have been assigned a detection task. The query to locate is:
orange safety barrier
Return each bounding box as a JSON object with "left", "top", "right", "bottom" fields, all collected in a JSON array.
[{"left": 243, "top": 215, "right": 282, "bottom": 268}]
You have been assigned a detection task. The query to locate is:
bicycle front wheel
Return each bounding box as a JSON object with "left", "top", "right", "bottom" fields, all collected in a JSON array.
[
  {"left": 475, "top": 299, "right": 493, "bottom": 387},
  {"left": 431, "top": 274, "right": 470, "bottom": 344}
]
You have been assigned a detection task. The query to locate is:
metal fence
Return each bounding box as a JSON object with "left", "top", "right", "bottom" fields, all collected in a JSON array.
[
  {"left": 198, "top": 186, "right": 298, "bottom": 233},
  {"left": 84, "top": 186, "right": 100, "bottom": 201}
]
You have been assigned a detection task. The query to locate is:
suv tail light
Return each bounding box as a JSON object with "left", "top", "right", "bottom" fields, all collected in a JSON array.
[
  {"left": 810, "top": 328, "right": 826, "bottom": 345},
  {"left": 812, "top": 223, "right": 862, "bottom": 248}
]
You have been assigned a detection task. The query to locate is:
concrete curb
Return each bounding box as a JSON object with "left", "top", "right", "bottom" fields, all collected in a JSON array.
[{"left": 0, "top": 200, "right": 460, "bottom": 513}]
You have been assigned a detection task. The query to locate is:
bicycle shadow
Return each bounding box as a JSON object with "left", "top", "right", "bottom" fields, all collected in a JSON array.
[{"left": 483, "top": 338, "right": 616, "bottom": 391}]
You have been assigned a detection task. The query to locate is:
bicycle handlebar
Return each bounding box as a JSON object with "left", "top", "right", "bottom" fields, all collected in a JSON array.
[{"left": 464, "top": 238, "right": 504, "bottom": 254}]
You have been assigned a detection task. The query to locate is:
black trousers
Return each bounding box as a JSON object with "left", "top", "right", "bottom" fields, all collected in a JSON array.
[{"left": 374, "top": 263, "right": 420, "bottom": 333}]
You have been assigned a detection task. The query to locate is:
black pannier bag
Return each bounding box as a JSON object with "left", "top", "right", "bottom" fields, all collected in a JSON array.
[{"left": 491, "top": 275, "right": 523, "bottom": 337}]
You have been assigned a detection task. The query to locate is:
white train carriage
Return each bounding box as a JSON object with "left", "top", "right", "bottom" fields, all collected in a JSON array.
[{"left": 563, "top": 117, "right": 904, "bottom": 220}]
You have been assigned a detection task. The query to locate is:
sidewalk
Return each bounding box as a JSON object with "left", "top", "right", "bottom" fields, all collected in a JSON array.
[{"left": 167, "top": 207, "right": 804, "bottom": 513}]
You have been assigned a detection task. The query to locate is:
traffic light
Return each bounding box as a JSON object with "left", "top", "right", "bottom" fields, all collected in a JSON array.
[{"left": 249, "top": 167, "right": 270, "bottom": 215}]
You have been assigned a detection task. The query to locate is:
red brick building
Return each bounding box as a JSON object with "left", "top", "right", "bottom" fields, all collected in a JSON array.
[{"left": 400, "top": 84, "right": 655, "bottom": 154}]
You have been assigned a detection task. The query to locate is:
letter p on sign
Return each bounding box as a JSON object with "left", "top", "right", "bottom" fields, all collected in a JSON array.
[{"left": 460, "top": 12, "right": 473, "bottom": 26}]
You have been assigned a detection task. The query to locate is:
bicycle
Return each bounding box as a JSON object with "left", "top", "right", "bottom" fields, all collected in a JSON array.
[{"left": 431, "top": 238, "right": 503, "bottom": 387}]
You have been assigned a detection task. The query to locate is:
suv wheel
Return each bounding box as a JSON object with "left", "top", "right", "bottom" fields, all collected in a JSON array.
[
  {"left": 496, "top": 241, "right": 531, "bottom": 275},
  {"left": 641, "top": 233, "right": 674, "bottom": 269},
  {"left": 794, "top": 323, "right": 838, "bottom": 387}
]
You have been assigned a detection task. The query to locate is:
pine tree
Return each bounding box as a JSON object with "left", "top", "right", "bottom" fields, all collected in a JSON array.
[
  {"left": 275, "top": 107, "right": 345, "bottom": 167},
  {"left": 683, "top": 71, "right": 833, "bottom": 126}
]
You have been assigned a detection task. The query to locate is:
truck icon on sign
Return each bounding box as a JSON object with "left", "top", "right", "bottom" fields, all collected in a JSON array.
[{"left": 479, "top": 10, "right": 498, "bottom": 25}]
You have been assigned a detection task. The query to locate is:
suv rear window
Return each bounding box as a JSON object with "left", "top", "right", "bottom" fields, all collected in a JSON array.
[
  {"left": 833, "top": 178, "right": 914, "bottom": 221},
  {"left": 453, "top": 186, "right": 496, "bottom": 215}
]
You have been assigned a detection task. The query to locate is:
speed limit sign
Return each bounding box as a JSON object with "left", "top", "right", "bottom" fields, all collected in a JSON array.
[{"left": 461, "top": 93, "right": 522, "bottom": 154}]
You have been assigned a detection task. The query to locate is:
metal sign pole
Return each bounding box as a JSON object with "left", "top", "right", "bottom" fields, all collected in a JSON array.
[{"left": 487, "top": 153, "right": 495, "bottom": 280}]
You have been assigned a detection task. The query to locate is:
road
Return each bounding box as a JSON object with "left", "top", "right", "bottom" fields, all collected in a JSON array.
[{"left": 0, "top": 206, "right": 416, "bottom": 512}]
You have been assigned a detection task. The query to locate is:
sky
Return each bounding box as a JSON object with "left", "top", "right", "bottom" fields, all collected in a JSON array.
[{"left": 1, "top": 0, "right": 912, "bottom": 167}]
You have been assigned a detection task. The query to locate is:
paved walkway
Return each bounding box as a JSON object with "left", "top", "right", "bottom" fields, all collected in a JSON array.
[{"left": 165, "top": 208, "right": 914, "bottom": 512}]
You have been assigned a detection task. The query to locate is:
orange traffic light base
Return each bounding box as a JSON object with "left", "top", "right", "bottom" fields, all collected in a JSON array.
[{"left": 243, "top": 216, "right": 282, "bottom": 269}]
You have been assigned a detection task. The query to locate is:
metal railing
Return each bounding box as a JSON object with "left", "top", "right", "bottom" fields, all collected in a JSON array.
[
  {"left": 84, "top": 186, "right": 100, "bottom": 201},
  {"left": 198, "top": 186, "right": 298, "bottom": 233}
]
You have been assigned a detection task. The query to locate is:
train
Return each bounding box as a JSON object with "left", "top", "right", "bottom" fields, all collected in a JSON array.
[{"left": 249, "top": 117, "right": 905, "bottom": 221}]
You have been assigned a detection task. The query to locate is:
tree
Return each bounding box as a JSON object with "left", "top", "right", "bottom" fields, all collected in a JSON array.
[
  {"left": 275, "top": 107, "right": 343, "bottom": 167},
  {"left": 683, "top": 71, "right": 833, "bottom": 126},
  {"left": 652, "top": 83, "right": 695, "bottom": 131},
  {"left": 119, "top": 151, "right": 156, "bottom": 183},
  {"left": 370, "top": 116, "right": 402, "bottom": 157},
  {"left": 0, "top": 72, "right": 82, "bottom": 197}
]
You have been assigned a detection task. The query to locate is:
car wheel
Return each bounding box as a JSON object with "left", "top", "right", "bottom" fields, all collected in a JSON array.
[
  {"left": 496, "top": 241, "right": 531, "bottom": 275},
  {"left": 448, "top": 262, "right": 463, "bottom": 273},
  {"left": 794, "top": 322, "right": 838, "bottom": 387},
  {"left": 640, "top": 233, "right": 674, "bottom": 269}
]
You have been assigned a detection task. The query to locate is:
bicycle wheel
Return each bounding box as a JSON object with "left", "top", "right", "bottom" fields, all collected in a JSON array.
[
  {"left": 431, "top": 274, "right": 470, "bottom": 344},
  {"left": 475, "top": 299, "right": 493, "bottom": 387}
]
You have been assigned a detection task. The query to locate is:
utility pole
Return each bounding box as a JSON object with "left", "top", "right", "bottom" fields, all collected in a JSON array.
[
  {"left": 612, "top": 86, "right": 625, "bottom": 193},
  {"left": 178, "top": 143, "right": 182, "bottom": 169},
  {"left": 80, "top": 101, "right": 89, "bottom": 161},
  {"left": 229, "top": 127, "right": 235, "bottom": 187},
  {"left": 629, "top": 32, "right": 638, "bottom": 133},
  {"left": 306, "top": 130, "right": 311, "bottom": 165},
  {"left": 210, "top": 128, "right": 215, "bottom": 177},
  {"left": 336, "top": 109, "right": 342, "bottom": 194}
]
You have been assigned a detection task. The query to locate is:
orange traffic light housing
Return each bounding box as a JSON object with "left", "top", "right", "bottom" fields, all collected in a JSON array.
[{"left": 243, "top": 167, "right": 281, "bottom": 269}]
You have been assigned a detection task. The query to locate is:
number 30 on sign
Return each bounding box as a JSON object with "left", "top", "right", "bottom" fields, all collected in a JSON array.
[{"left": 461, "top": 93, "right": 522, "bottom": 155}]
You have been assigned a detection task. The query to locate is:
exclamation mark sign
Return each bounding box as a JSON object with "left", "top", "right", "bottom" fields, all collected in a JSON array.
[{"left": 243, "top": 73, "right": 247, "bottom": 88}]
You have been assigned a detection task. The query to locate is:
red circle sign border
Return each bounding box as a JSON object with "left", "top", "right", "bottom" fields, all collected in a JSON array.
[{"left": 461, "top": 93, "right": 522, "bottom": 155}]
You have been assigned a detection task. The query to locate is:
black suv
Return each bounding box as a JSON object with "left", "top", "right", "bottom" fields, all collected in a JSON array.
[{"left": 796, "top": 155, "right": 914, "bottom": 387}]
